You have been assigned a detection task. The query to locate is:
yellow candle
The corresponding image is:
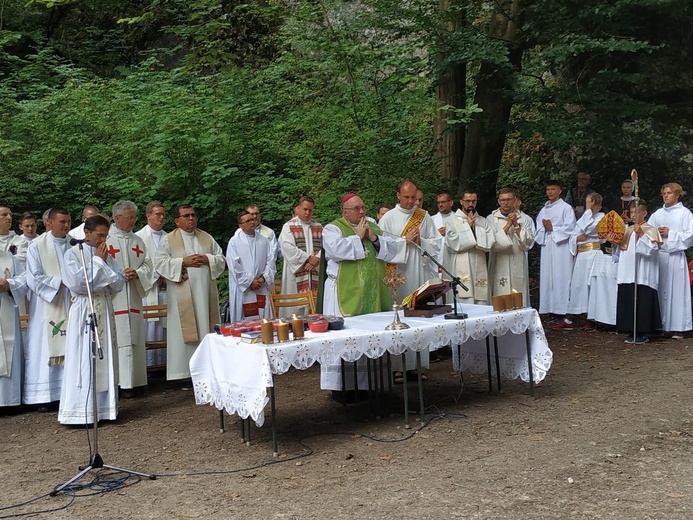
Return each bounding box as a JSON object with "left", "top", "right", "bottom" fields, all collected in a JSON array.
[
  {"left": 502, "top": 294, "right": 513, "bottom": 310},
  {"left": 292, "top": 316, "right": 304, "bottom": 340},
  {"left": 261, "top": 320, "right": 274, "bottom": 344},
  {"left": 277, "top": 320, "right": 290, "bottom": 342},
  {"left": 492, "top": 295, "right": 505, "bottom": 312},
  {"left": 511, "top": 291, "right": 523, "bottom": 309}
]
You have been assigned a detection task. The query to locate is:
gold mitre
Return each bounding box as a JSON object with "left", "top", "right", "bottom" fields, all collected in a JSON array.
[{"left": 597, "top": 210, "right": 626, "bottom": 242}]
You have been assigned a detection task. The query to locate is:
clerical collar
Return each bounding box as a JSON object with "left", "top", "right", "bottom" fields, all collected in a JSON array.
[
  {"left": 150, "top": 228, "right": 163, "bottom": 235},
  {"left": 181, "top": 229, "right": 196, "bottom": 236},
  {"left": 397, "top": 204, "right": 414, "bottom": 215},
  {"left": 51, "top": 235, "right": 67, "bottom": 243}
]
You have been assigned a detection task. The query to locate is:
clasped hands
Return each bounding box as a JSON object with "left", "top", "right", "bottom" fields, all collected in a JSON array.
[
  {"left": 182, "top": 254, "right": 209, "bottom": 268},
  {"left": 354, "top": 217, "right": 377, "bottom": 242}
]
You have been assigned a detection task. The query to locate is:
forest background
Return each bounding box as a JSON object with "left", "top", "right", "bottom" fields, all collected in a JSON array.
[{"left": 2, "top": 0, "right": 693, "bottom": 252}]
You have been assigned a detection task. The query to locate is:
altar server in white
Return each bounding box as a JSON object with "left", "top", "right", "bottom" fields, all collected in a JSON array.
[
  {"left": 0, "top": 248, "right": 28, "bottom": 408},
  {"left": 154, "top": 205, "right": 226, "bottom": 381},
  {"left": 136, "top": 202, "right": 168, "bottom": 367},
  {"left": 58, "top": 215, "right": 125, "bottom": 425},
  {"left": 565, "top": 193, "right": 605, "bottom": 329},
  {"left": 378, "top": 180, "right": 440, "bottom": 381},
  {"left": 319, "top": 193, "right": 404, "bottom": 391},
  {"left": 488, "top": 188, "right": 534, "bottom": 306},
  {"left": 535, "top": 180, "right": 576, "bottom": 325},
  {"left": 647, "top": 183, "right": 693, "bottom": 337},
  {"left": 227, "top": 210, "right": 275, "bottom": 322},
  {"left": 23, "top": 208, "right": 72, "bottom": 406},
  {"left": 107, "top": 201, "right": 154, "bottom": 394},
  {"left": 443, "top": 189, "right": 495, "bottom": 305}
]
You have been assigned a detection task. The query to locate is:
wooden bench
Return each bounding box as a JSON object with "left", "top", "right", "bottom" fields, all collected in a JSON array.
[{"left": 142, "top": 304, "right": 167, "bottom": 373}]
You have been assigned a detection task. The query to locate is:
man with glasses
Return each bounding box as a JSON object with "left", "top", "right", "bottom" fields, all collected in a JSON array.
[
  {"left": 154, "top": 205, "right": 226, "bottom": 383},
  {"left": 136, "top": 202, "right": 168, "bottom": 369},
  {"left": 442, "top": 189, "right": 495, "bottom": 304},
  {"left": 488, "top": 188, "right": 534, "bottom": 307},
  {"left": 318, "top": 193, "right": 404, "bottom": 395},
  {"left": 226, "top": 210, "right": 275, "bottom": 322},
  {"left": 107, "top": 200, "right": 153, "bottom": 397}
]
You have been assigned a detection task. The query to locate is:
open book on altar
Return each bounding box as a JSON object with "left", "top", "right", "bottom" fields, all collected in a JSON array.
[{"left": 401, "top": 278, "right": 451, "bottom": 311}]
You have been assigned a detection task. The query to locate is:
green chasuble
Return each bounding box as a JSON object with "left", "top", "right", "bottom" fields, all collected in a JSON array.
[{"left": 332, "top": 218, "right": 391, "bottom": 316}]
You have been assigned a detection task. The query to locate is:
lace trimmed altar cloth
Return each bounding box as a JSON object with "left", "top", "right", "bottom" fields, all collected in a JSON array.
[{"left": 190, "top": 304, "right": 552, "bottom": 426}]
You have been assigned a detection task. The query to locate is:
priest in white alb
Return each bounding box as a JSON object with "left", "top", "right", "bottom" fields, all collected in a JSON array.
[
  {"left": 443, "top": 189, "right": 495, "bottom": 305},
  {"left": 647, "top": 182, "right": 693, "bottom": 337},
  {"left": 318, "top": 193, "right": 404, "bottom": 392},
  {"left": 278, "top": 196, "right": 323, "bottom": 316},
  {"left": 154, "top": 205, "right": 226, "bottom": 382},
  {"left": 378, "top": 180, "right": 440, "bottom": 382},
  {"left": 136, "top": 202, "right": 168, "bottom": 368},
  {"left": 488, "top": 188, "right": 534, "bottom": 307},
  {"left": 535, "top": 180, "right": 576, "bottom": 327},
  {"left": 0, "top": 206, "right": 28, "bottom": 263},
  {"left": 58, "top": 215, "right": 125, "bottom": 425},
  {"left": 23, "top": 207, "right": 72, "bottom": 407},
  {"left": 227, "top": 210, "right": 275, "bottom": 322},
  {"left": 0, "top": 247, "right": 28, "bottom": 408},
  {"left": 107, "top": 201, "right": 154, "bottom": 395}
]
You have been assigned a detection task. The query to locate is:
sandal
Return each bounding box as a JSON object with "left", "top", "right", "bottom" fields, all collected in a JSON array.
[{"left": 393, "top": 371, "right": 404, "bottom": 384}]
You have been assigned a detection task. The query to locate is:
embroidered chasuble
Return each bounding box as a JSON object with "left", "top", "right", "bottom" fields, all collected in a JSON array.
[{"left": 279, "top": 217, "right": 323, "bottom": 317}]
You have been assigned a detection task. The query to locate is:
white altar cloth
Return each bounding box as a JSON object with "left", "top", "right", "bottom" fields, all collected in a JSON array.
[{"left": 190, "top": 304, "right": 552, "bottom": 425}]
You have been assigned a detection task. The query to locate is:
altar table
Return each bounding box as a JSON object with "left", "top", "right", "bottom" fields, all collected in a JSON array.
[{"left": 190, "top": 304, "right": 552, "bottom": 438}]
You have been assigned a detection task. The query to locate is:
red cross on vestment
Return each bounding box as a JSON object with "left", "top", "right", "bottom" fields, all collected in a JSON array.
[
  {"left": 132, "top": 244, "right": 144, "bottom": 257},
  {"left": 107, "top": 245, "right": 120, "bottom": 258}
]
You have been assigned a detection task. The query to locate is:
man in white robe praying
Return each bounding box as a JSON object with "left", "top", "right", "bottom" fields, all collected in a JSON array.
[
  {"left": 647, "top": 182, "right": 693, "bottom": 337},
  {"left": 278, "top": 196, "right": 322, "bottom": 316},
  {"left": 154, "top": 205, "right": 226, "bottom": 382},
  {"left": 378, "top": 180, "right": 440, "bottom": 382},
  {"left": 535, "top": 180, "right": 576, "bottom": 326},
  {"left": 58, "top": 215, "right": 125, "bottom": 425},
  {"left": 443, "top": 189, "right": 495, "bottom": 305},
  {"left": 565, "top": 193, "right": 605, "bottom": 330},
  {"left": 488, "top": 188, "right": 534, "bottom": 307},
  {"left": 107, "top": 200, "right": 154, "bottom": 396},
  {"left": 0, "top": 249, "right": 28, "bottom": 408},
  {"left": 24, "top": 208, "right": 72, "bottom": 408},
  {"left": 318, "top": 193, "right": 404, "bottom": 394},
  {"left": 136, "top": 202, "right": 168, "bottom": 368},
  {"left": 227, "top": 210, "right": 275, "bottom": 322}
]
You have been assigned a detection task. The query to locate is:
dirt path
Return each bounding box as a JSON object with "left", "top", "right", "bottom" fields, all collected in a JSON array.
[{"left": 2, "top": 328, "right": 692, "bottom": 519}]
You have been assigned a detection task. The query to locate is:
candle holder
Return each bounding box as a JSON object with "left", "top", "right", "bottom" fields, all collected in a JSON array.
[{"left": 383, "top": 265, "right": 410, "bottom": 330}]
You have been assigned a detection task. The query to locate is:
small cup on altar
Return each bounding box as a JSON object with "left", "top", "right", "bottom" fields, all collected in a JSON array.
[
  {"left": 492, "top": 295, "right": 505, "bottom": 312},
  {"left": 261, "top": 319, "right": 274, "bottom": 344},
  {"left": 277, "top": 320, "right": 290, "bottom": 342},
  {"left": 502, "top": 294, "right": 514, "bottom": 310},
  {"left": 292, "top": 314, "right": 305, "bottom": 340},
  {"left": 511, "top": 290, "right": 523, "bottom": 309}
]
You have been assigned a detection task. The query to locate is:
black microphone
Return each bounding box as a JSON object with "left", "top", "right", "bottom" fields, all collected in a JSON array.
[
  {"left": 9, "top": 245, "right": 16, "bottom": 255},
  {"left": 69, "top": 238, "right": 86, "bottom": 246}
]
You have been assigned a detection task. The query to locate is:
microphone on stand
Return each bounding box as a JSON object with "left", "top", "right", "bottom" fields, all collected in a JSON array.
[{"left": 69, "top": 238, "right": 86, "bottom": 246}]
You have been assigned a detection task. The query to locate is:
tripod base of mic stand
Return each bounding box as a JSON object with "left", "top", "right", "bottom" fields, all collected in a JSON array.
[
  {"left": 50, "top": 452, "right": 156, "bottom": 496},
  {"left": 444, "top": 312, "right": 468, "bottom": 320}
]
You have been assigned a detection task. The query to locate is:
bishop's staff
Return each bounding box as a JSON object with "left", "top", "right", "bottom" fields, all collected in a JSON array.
[{"left": 631, "top": 168, "right": 640, "bottom": 343}]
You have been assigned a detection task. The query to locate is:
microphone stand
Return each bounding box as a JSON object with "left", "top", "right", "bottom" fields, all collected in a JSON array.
[{"left": 52, "top": 241, "right": 155, "bottom": 496}]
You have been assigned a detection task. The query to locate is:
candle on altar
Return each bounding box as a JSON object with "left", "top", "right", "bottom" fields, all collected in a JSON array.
[
  {"left": 501, "top": 294, "right": 514, "bottom": 310},
  {"left": 277, "top": 320, "right": 290, "bottom": 342},
  {"left": 492, "top": 295, "right": 505, "bottom": 312},
  {"left": 292, "top": 314, "right": 304, "bottom": 340},
  {"left": 261, "top": 319, "right": 274, "bottom": 344},
  {"left": 511, "top": 290, "right": 523, "bottom": 309}
]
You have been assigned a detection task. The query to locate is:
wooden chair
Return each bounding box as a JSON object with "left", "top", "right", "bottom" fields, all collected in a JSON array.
[
  {"left": 270, "top": 291, "right": 316, "bottom": 317},
  {"left": 142, "top": 304, "right": 167, "bottom": 372}
]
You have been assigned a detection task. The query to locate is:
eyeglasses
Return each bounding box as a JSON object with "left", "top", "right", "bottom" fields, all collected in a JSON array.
[
  {"left": 344, "top": 205, "right": 366, "bottom": 212},
  {"left": 240, "top": 219, "right": 255, "bottom": 225}
]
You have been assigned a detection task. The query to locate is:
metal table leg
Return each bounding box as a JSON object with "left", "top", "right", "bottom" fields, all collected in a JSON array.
[
  {"left": 486, "top": 336, "right": 493, "bottom": 392},
  {"left": 271, "top": 385, "right": 278, "bottom": 456},
  {"left": 401, "top": 352, "right": 409, "bottom": 428},
  {"left": 525, "top": 329, "right": 535, "bottom": 398},
  {"left": 493, "top": 336, "right": 502, "bottom": 392},
  {"left": 416, "top": 351, "right": 425, "bottom": 424}
]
